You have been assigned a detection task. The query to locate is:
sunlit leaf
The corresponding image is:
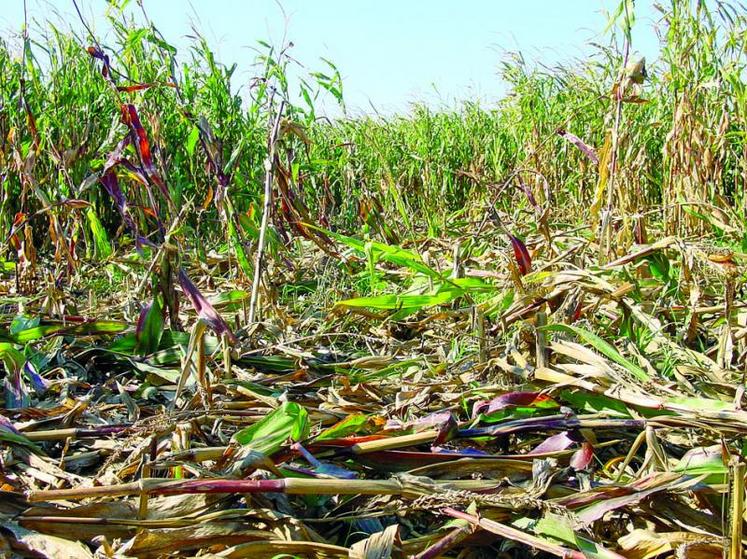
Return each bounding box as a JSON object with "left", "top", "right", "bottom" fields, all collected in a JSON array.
[{"left": 232, "top": 402, "right": 309, "bottom": 456}]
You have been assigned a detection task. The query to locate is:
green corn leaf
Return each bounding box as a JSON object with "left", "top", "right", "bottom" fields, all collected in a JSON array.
[
  {"left": 307, "top": 224, "right": 440, "bottom": 279},
  {"left": 336, "top": 290, "right": 460, "bottom": 310},
  {"left": 12, "top": 320, "right": 128, "bottom": 344},
  {"left": 315, "top": 414, "right": 369, "bottom": 441},
  {"left": 0, "top": 342, "right": 25, "bottom": 371},
  {"left": 135, "top": 296, "right": 164, "bottom": 356},
  {"left": 560, "top": 390, "right": 631, "bottom": 417},
  {"left": 10, "top": 315, "right": 40, "bottom": 336},
  {"left": 0, "top": 422, "right": 42, "bottom": 453},
  {"left": 186, "top": 125, "right": 200, "bottom": 157},
  {"left": 227, "top": 219, "right": 253, "bottom": 277},
  {"left": 232, "top": 401, "right": 309, "bottom": 455},
  {"left": 673, "top": 447, "right": 727, "bottom": 484},
  {"left": 86, "top": 208, "right": 113, "bottom": 259},
  {"left": 514, "top": 514, "right": 624, "bottom": 559},
  {"left": 209, "top": 290, "right": 250, "bottom": 309}
]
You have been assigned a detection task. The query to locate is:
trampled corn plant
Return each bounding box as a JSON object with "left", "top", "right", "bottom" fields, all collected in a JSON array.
[
  {"left": 2, "top": 2, "right": 747, "bottom": 557},
  {"left": 0, "top": 1, "right": 347, "bottom": 312}
]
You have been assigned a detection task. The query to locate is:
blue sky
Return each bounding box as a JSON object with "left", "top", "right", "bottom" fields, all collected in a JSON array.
[{"left": 2, "top": 1, "right": 661, "bottom": 115}]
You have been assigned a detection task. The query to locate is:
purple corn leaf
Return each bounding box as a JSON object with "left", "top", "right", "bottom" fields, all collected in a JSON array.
[
  {"left": 528, "top": 431, "right": 576, "bottom": 455},
  {"left": 1, "top": 344, "right": 29, "bottom": 408},
  {"left": 70, "top": 425, "right": 131, "bottom": 438},
  {"left": 135, "top": 235, "right": 156, "bottom": 249},
  {"left": 431, "top": 446, "right": 490, "bottom": 456},
  {"left": 412, "top": 411, "right": 454, "bottom": 430},
  {"left": 557, "top": 128, "right": 599, "bottom": 165},
  {"left": 135, "top": 303, "right": 152, "bottom": 341},
  {"left": 4, "top": 370, "right": 29, "bottom": 409},
  {"left": 101, "top": 170, "right": 127, "bottom": 214},
  {"left": 116, "top": 159, "right": 164, "bottom": 234},
  {"left": 508, "top": 234, "right": 532, "bottom": 276},
  {"left": 292, "top": 442, "right": 322, "bottom": 468},
  {"left": 178, "top": 269, "right": 237, "bottom": 342},
  {"left": 100, "top": 170, "right": 148, "bottom": 245},
  {"left": 473, "top": 391, "right": 557, "bottom": 418},
  {"left": 459, "top": 416, "right": 646, "bottom": 438},
  {"left": 570, "top": 441, "right": 594, "bottom": 470},
  {"left": 120, "top": 104, "right": 172, "bottom": 204},
  {"left": 23, "top": 361, "right": 49, "bottom": 392},
  {"left": 86, "top": 46, "right": 113, "bottom": 81},
  {"left": 0, "top": 415, "right": 21, "bottom": 436},
  {"left": 101, "top": 135, "right": 157, "bottom": 243},
  {"left": 292, "top": 443, "right": 357, "bottom": 479},
  {"left": 102, "top": 135, "right": 131, "bottom": 174}
]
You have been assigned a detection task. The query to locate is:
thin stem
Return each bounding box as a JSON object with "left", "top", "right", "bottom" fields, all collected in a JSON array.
[{"left": 248, "top": 98, "right": 286, "bottom": 324}]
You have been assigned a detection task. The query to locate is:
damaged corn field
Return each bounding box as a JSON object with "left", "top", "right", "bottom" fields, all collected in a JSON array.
[{"left": 1, "top": 0, "right": 747, "bottom": 557}]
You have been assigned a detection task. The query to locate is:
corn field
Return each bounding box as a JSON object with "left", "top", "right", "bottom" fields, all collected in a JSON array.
[{"left": 1, "top": 1, "right": 747, "bottom": 558}]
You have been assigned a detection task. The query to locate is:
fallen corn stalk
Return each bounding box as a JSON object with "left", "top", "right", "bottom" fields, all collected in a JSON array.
[{"left": 29, "top": 475, "right": 502, "bottom": 502}]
